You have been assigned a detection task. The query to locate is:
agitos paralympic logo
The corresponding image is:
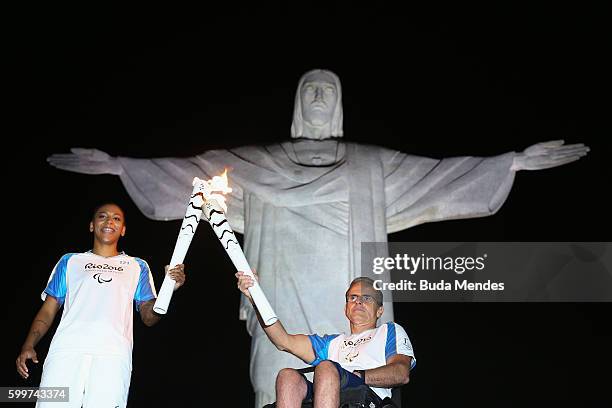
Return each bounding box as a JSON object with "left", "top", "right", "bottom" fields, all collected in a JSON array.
[{"left": 93, "top": 273, "right": 113, "bottom": 284}]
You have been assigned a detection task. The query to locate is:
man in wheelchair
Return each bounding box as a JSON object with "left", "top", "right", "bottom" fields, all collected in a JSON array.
[{"left": 236, "top": 273, "right": 416, "bottom": 408}]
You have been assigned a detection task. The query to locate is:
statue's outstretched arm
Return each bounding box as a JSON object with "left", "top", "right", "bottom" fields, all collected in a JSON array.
[
  {"left": 511, "top": 140, "right": 589, "bottom": 171},
  {"left": 46, "top": 147, "right": 245, "bottom": 228},
  {"left": 47, "top": 148, "right": 123, "bottom": 175}
]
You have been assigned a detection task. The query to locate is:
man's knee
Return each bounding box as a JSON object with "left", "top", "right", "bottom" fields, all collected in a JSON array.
[
  {"left": 314, "top": 360, "right": 340, "bottom": 382},
  {"left": 276, "top": 368, "right": 305, "bottom": 388}
]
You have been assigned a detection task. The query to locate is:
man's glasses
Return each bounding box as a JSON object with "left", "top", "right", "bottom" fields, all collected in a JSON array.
[{"left": 346, "top": 294, "right": 378, "bottom": 304}]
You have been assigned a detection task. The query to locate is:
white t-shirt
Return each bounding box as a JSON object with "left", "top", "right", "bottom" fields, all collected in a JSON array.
[
  {"left": 309, "top": 322, "right": 416, "bottom": 400},
  {"left": 41, "top": 251, "right": 157, "bottom": 360}
]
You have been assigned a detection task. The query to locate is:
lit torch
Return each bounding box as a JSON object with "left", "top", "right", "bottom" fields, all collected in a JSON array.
[
  {"left": 152, "top": 176, "right": 217, "bottom": 314},
  {"left": 199, "top": 171, "right": 278, "bottom": 325},
  {"left": 153, "top": 171, "right": 278, "bottom": 326}
]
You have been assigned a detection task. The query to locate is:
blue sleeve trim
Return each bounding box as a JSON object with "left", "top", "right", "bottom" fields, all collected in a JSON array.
[
  {"left": 308, "top": 334, "right": 339, "bottom": 366},
  {"left": 44, "top": 254, "right": 73, "bottom": 305},
  {"left": 134, "top": 259, "right": 156, "bottom": 308},
  {"left": 43, "top": 293, "right": 65, "bottom": 306},
  {"left": 387, "top": 322, "right": 417, "bottom": 370},
  {"left": 385, "top": 322, "right": 397, "bottom": 360},
  {"left": 135, "top": 299, "right": 154, "bottom": 312}
]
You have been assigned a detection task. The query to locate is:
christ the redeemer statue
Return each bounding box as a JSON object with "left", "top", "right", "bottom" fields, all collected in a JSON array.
[{"left": 48, "top": 69, "right": 588, "bottom": 407}]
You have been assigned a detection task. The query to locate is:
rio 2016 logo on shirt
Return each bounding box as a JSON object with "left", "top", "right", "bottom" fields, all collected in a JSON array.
[
  {"left": 93, "top": 273, "right": 113, "bottom": 284},
  {"left": 342, "top": 336, "right": 372, "bottom": 348},
  {"left": 341, "top": 335, "right": 373, "bottom": 363},
  {"left": 84, "top": 263, "right": 124, "bottom": 272}
]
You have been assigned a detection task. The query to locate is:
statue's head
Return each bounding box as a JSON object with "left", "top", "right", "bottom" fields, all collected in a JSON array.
[{"left": 291, "top": 69, "right": 343, "bottom": 139}]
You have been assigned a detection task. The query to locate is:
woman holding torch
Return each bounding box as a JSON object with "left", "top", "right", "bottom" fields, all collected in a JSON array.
[{"left": 16, "top": 202, "right": 186, "bottom": 408}]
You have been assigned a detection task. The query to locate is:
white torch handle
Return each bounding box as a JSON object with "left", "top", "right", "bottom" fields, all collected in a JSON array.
[
  {"left": 226, "top": 242, "right": 278, "bottom": 326},
  {"left": 203, "top": 199, "right": 278, "bottom": 325},
  {"left": 153, "top": 182, "right": 205, "bottom": 314}
]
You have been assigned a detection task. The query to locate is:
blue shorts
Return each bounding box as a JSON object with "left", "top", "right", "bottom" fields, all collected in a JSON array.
[{"left": 302, "top": 361, "right": 365, "bottom": 401}]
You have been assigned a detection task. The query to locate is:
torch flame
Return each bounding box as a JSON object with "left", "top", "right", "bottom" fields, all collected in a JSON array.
[
  {"left": 210, "top": 169, "right": 232, "bottom": 195},
  {"left": 195, "top": 169, "right": 233, "bottom": 213}
]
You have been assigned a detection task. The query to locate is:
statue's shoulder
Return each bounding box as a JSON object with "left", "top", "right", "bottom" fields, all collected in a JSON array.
[
  {"left": 364, "top": 142, "right": 439, "bottom": 162},
  {"left": 199, "top": 144, "right": 272, "bottom": 159},
  {"left": 346, "top": 141, "right": 404, "bottom": 161}
]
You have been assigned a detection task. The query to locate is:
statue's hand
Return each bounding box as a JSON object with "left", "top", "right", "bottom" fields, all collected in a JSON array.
[
  {"left": 511, "top": 140, "right": 589, "bottom": 171},
  {"left": 47, "top": 148, "right": 123, "bottom": 175}
]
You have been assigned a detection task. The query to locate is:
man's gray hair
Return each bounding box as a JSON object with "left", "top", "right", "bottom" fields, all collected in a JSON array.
[{"left": 346, "top": 277, "right": 383, "bottom": 306}]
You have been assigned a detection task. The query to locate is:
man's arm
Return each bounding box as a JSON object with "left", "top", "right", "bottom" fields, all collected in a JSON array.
[
  {"left": 355, "top": 354, "right": 412, "bottom": 388},
  {"left": 16, "top": 296, "right": 61, "bottom": 379},
  {"left": 236, "top": 271, "right": 315, "bottom": 363}
]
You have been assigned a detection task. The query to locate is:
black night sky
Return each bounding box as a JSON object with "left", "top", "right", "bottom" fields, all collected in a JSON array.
[{"left": 4, "top": 4, "right": 611, "bottom": 407}]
